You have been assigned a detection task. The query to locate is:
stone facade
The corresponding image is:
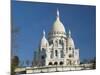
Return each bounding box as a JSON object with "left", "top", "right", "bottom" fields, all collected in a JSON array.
[{"left": 33, "top": 9, "right": 80, "bottom": 67}]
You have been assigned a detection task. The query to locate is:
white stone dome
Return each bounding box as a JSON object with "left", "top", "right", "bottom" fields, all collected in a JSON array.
[
  {"left": 51, "top": 9, "right": 66, "bottom": 33},
  {"left": 51, "top": 17, "right": 66, "bottom": 33},
  {"left": 67, "top": 30, "right": 75, "bottom": 48},
  {"left": 67, "top": 37, "right": 75, "bottom": 48},
  {"left": 41, "top": 36, "right": 48, "bottom": 47},
  {"left": 40, "top": 30, "right": 48, "bottom": 47}
]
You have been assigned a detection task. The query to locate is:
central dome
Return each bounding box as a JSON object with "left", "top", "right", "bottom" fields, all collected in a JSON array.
[
  {"left": 51, "top": 9, "right": 66, "bottom": 33},
  {"left": 52, "top": 17, "right": 66, "bottom": 33}
]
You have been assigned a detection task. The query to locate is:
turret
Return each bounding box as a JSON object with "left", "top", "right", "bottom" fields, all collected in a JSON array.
[
  {"left": 40, "top": 30, "right": 49, "bottom": 50},
  {"left": 67, "top": 30, "right": 75, "bottom": 49}
]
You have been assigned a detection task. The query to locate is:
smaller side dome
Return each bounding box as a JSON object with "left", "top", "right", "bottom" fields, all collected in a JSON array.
[
  {"left": 40, "top": 30, "right": 49, "bottom": 47},
  {"left": 67, "top": 30, "right": 75, "bottom": 48},
  {"left": 67, "top": 37, "right": 75, "bottom": 48}
]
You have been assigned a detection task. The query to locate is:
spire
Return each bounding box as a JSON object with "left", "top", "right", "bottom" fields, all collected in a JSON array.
[
  {"left": 57, "top": 8, "right": 60, "bottom": 20},
  {"left": 57, "top": 8, "right": 59, "bottom": 17},
  {"left": 43, "top": 30, "right": 45, "bottom": 37},
  {"left": 68, "top": 29, "right": 71, "bottom": 37}
]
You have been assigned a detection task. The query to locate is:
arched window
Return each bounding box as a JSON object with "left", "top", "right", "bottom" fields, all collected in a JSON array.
[
  {"left": 49, "top": 40, "right": 53, "bottom": 45},
  {"left": 42, "top": 48, "right": 46, "bottom": 57},
  {"left": 69, "top": 60, "right": 72, "bottom": 65},
  {"left": 61, "top": 50, "right": 64, "bottom": 58},
  {"left": 60, "top": 61, "right": 63, "bottom": 65},
  {"left": 49, "top": 62, "right": 52, "bottom": 65},
  {"left": 59, "top": 40, "right": 62, "bottom": 44},
  {"left": 50, "top": 50, "right": 53, "bottom": 58},
  {"left": 55, "top": 40, "right": 58, "bottom": 46},
  {"left": 59, "top": 40, "right": 63, "bottom": 45},
  {"left": 41, "top": 55, "right": 45, "bottom": 59},
  {"left": 55, "top": 50, "right": 58, "bottom": 57},
  {"left": 54, "top": 62, "right": 58, "bottom": 65},
  {"left": 69, "top": 47, "right": 71, "bottom": 50},
  {"left": 69, "top": 54, "right": 73, "bottom": 58},
  {"left": 42, "top": 48, "right": 45, "bottom": 52}
]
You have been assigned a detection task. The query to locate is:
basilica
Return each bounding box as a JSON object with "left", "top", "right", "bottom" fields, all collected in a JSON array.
[
  {"left": 33, "top": 9, "right": 80, "bottom": 67},
  {"left": 14, "top": 9, "right": 94, "bottom": 74}
]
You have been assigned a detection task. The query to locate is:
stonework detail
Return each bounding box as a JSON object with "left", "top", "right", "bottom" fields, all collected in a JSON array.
[{"left": 33, "top": 9, "right": 80, "bottom": 67}]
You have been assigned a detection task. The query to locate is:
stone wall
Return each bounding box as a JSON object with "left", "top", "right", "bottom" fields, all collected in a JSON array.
[{"left": 15, "top": 64, "right": 93, "bottom": 74}]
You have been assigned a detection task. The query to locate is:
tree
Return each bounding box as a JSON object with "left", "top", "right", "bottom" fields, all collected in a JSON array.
[
  {"left": 11, "top": 56, "right": 19, "bottom": 75},
  {"left": 89, "top": 57, "right": 96, "bottom": 69},
  {"left": 11, "top": 23, "right": 21, "bottom": 75}
]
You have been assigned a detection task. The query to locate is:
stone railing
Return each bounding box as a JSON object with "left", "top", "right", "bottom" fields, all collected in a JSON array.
[{"left": 15, "top": 64, "right": 94, "bottom": 74}]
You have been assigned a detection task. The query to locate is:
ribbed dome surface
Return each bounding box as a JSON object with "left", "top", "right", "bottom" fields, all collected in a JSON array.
[
  {"left": 51, "top": 17, "right": 66, "bottom": 33},
  {"left": 51, "top": 9, "right": 66, "bottom": 33}
]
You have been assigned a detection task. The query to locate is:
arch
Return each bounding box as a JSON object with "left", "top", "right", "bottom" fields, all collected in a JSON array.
[
  {"left": 69, "top": 47, "right": 71, "bottom": 50},
  {"left": 55, "top": 50, "right": 58, "bottom": 57},
  {"left": 41, "top": 55, "right": 45, "bottom": 59},
  {"left": 69, "top": 60, "right": 72, "bottom": 65},
  {"left": 69, "top": 54, "right": 73, "bottom": 58},
  {"left": 54, "top": 62, "right": 58, "bottom": 65},
  {"left": 59, "top": 61, "right": 63, "bottom": 65},
  {"left": 60, "top": 50, "right": 64, "bottom": 58},
  {"left": 49, "top": 40, "right": 53, "bottom": 45},
  {"left": 50, "top": 50, "right": 53, "bottom": 58},
  {"left": 48, "top": 62, "right": 53, "bottom": 65},
  {"left": 59, "top": 40, "right": 62, "bottom": 44}
]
